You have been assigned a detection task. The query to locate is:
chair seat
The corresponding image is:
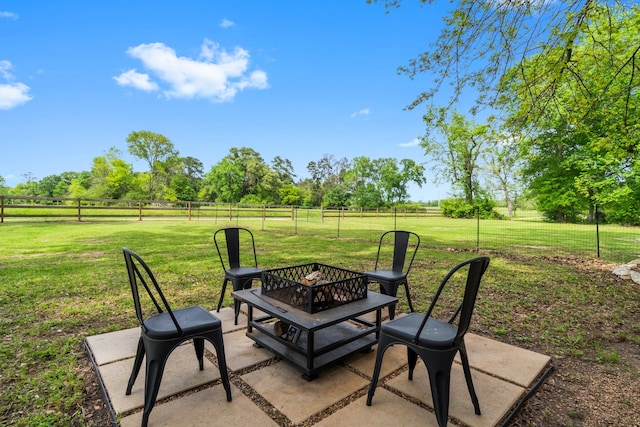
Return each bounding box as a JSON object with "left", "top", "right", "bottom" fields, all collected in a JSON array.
[
  {"left": 143, "top": 306, "right": 221, "bottom": 339},
  {"left": 364, "top": 270, "right": 407, "bottom": 283},
  {"left": 381, "top": 312, "right": 457, "bottom": 349},
  {"left": 226, "top": 266, "right": 263, "bottom": 279}
]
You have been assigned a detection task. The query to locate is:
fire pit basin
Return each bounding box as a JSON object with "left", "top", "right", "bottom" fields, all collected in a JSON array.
[{"left": 261, "top": 263, "right": 367, "bottom": 313}]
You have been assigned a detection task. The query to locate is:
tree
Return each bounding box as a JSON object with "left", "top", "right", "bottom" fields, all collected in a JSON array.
[
  {"left": 126, "top": 130, "right": 179, "bottom": 199},
  {"left": 162, "top": 156, "right": 204, "bottom": 201},
  {"left": 501, "top": 3, "right": 640, "bottom": 223},
  {"left": 306, "top": 154, "right": 350, "bottom": 206},
  {"left": 323, "top": 184, "right": 351, "bottom": 207},
  {"left": 9, "top": 173, "right": 38, "bottom": 196},
  {"left": 88, "top": 147, "right": 135, "bottom": 199},
  {"left": 271, "top": 156, "right": 296, "bottom": 185},
  {"left": 226, "top": 147, "right": 270, "bottom": 199},
  {"left": 279, "top": 184, "right": 303, "bottom": 206},
  {"left": 341, "top": 157, "right": 425, "bottom": 207},
  {"left": 181, "top": 156, "right": 204, "bottom": 193},
  {"left": 167, "top": 175, "right": 197, "bottom": 201},
  {"left": 35, "top": 175, "right": 62, "bottom": 198},
  {"left": 420, "top": 111, "right": 491, "bottom": 204},
  {"left": 379, "top": 158, "right": 426, "bottom": 204},
  {"left": 372, "top": 1, "right": 639, "bottom": 122},
  {"left": 67, "top": 171, "right": 92, "bottom": 199},
  {"left": 199, "top": 158, "right": 243, "bottom": 202},
  {"left": 484, "top": 135, "right": 524, "bottom": 218}
]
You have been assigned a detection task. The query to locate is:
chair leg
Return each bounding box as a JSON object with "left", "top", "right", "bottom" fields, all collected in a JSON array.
[
  {"left": 141, "top": 354, "right": 168, "bottom": 427},
  {"left": 233, "top": 298, "right": 241, "bottom": 325},
  {"left": 459, "top": 344, "right": 481, "bottom": 415},
  {"left": 403, "top": 281, "right": 415, "bottom": 313},
  {"left": 232, "top": 277, "right": 256, "bottom": 324},
  {"left": 422, "top": 350, "right": 456, "bottom": 427},
  {"left": 207, "top": 332, "right": 232, "bottom": 402},
  {"left": 193, "top": 338, "right": 205, "bottom": 371},
  {"left": 366, "top": 335, "right": 392, "bottom": 406},
  {"left": 377, "top": 282, "right": 397, "bottom": 320},
  {"left": 126, "top": 337, "right": 145, "bottom": 395},
  {"left": 216, "top": 277, "right": 229, "bottom": 312},
  {"left": 407, "top": 347, "right": 418, "bottom": 380}
]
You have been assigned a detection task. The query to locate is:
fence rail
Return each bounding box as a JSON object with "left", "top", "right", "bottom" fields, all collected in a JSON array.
[
  {"left": 1, "top": 195, "right": 638, "bottom": 264},
  {"left": 0, "top": 196, "right": 437, "bottom": 222}
]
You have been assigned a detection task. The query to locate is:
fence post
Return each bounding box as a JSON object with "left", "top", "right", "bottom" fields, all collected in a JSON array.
[
  {"left": 138, "top": 201, "right": 142, "bottom": 221},
  {"left": 321, "top": 206, "right": 324, "bottom": 223},
  {"left": 596, "top": 204, "right": 601, "bottom": 258},
  {"left": 188, "top": 201, "right": 192, "bottom": 221},
  {"left": 1, "top": 195, "right": 4, "bottom": 223},
  {"left": 394, "top": 207, "right": 397, "bottom": 230},
  {"left": 476, "top": 207, "right": 480, "bottom": 252},
  {"left": 77, "top": 198, "right": 81, "bottom": 222},
  {"left": 229, "top": 203, "right": 232, "bottom": 221}
]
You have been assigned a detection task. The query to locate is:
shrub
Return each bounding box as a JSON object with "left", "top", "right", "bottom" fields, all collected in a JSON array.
[{"left": 440, "top": 198, "right": 502, "bottom": 219}]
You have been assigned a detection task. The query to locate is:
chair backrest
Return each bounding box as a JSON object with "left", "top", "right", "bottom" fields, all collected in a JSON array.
[
  {"left": 214, "top": 227, "right": 258, "bottom": 270},
  {"left": 415, "top": 256, "right": 490, "bottom": 345},
  {"left": 122, "top": 247, "right": 182, "bottom": 335},
  {"left": 374, "top": 230, "right": 420, "bottom": 274}
]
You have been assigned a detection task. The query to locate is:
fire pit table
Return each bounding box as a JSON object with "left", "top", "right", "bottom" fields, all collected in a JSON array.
[{"left": 232, "top": 263, "right": 397, "bottom": 380}]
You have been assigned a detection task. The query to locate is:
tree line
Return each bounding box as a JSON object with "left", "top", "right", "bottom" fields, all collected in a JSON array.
[{"left": 0, "top": 131, "right": 428, "bottom": 209}]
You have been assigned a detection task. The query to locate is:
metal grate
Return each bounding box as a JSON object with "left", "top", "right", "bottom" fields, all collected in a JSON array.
[{"left": 261, "top": 263, "right": 367, "bottom": 313}]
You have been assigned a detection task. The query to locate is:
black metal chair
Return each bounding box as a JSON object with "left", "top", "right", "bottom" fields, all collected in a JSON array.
[
  {"left": 364, "top": 230, "right": 420, "bottom": 319},
  {"left": 367, "top": 256, "right": 490, "bottom": 427},
  {"left": 214, "top": 227, "right": 263, "bottom": 324},
  {"left": 123, "top": 248, "right": 232, "bottom": 427}
]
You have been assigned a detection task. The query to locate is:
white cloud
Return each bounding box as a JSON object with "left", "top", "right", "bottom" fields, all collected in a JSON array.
[
  {"left": 0, "top": 60, "right": 32, "bottom": 110},
  {"left": 399, "top": 138, "right": 421, "bottom": 148},
  {"left": 220, "top": 19, "right": 234, "bottom": 28},
  {"left": 0, "top": 82, "right": 32, "bottom": 109},
  {"left": 114, "top": 40, "right": 269, "bottom": 102},
  {"left": 0, "top": 60, "right": 14, "bottom": 79},
  {"left": 350, "top": 108, "right": 370, "bottom": 118},
  {"left": 113, "top": 69, "right": 159, "bottom": 92},
  {"left": 0, "top": 11, "right": 18, "bottom": 20}
]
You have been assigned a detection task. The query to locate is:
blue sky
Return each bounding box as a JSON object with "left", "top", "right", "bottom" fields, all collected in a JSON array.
[{"left": 0, "top": 1, "right": 457, "bottom": 201}]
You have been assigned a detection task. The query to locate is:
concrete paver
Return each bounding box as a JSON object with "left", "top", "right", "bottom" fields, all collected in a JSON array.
[
  {"left": 462, "top": 333, "right": 552, "bottom": 387},
  {"left": 85, "top": 327, "right": 139, "bottom": 365},
  {"left": 85, "top": 307, "right": 552, "bottom": 426},
  {"left": 118, "top": 383, "right": 278, "bottom": 427},
  {"left": 387, "top": 360, "right": 524, "bottom": 427},
  {"left": 241, "top": 361, "right": 369, "bottom": 424},
  {"left": 205, "top": 328, "right": 275, "bottom": 371},
  {"left": 99, "top": 343, "right": 222, "bottom": 414},
  {"left": 315, "top": 388, "right": 438, "bottom": 427}
]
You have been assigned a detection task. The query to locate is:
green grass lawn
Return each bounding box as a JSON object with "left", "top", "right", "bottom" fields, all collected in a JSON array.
[{"left": 1, "top": 220, "right": 639, "bottom": 425}]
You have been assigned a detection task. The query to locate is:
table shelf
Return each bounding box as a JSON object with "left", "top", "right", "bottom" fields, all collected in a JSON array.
[
  {"left": 247, "top": 322, "right": 377, "bottom": 380},
  {"left": 233, "top": 287, "right": 397, "bottom": 380}
]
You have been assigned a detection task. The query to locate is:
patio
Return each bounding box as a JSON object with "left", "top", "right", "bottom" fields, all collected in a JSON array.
[{"left": 85, "top": 307, "right": 552, "bottom": 426}]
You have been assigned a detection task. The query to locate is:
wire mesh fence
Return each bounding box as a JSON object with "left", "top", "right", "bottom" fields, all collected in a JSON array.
[{"left": 2, "top": 196, "right": 638, "bottom": 263}]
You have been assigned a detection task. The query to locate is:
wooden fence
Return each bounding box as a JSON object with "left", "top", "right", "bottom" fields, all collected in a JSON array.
[{"left": 0, "top": 195, "right": 440, "bottom": 223}]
